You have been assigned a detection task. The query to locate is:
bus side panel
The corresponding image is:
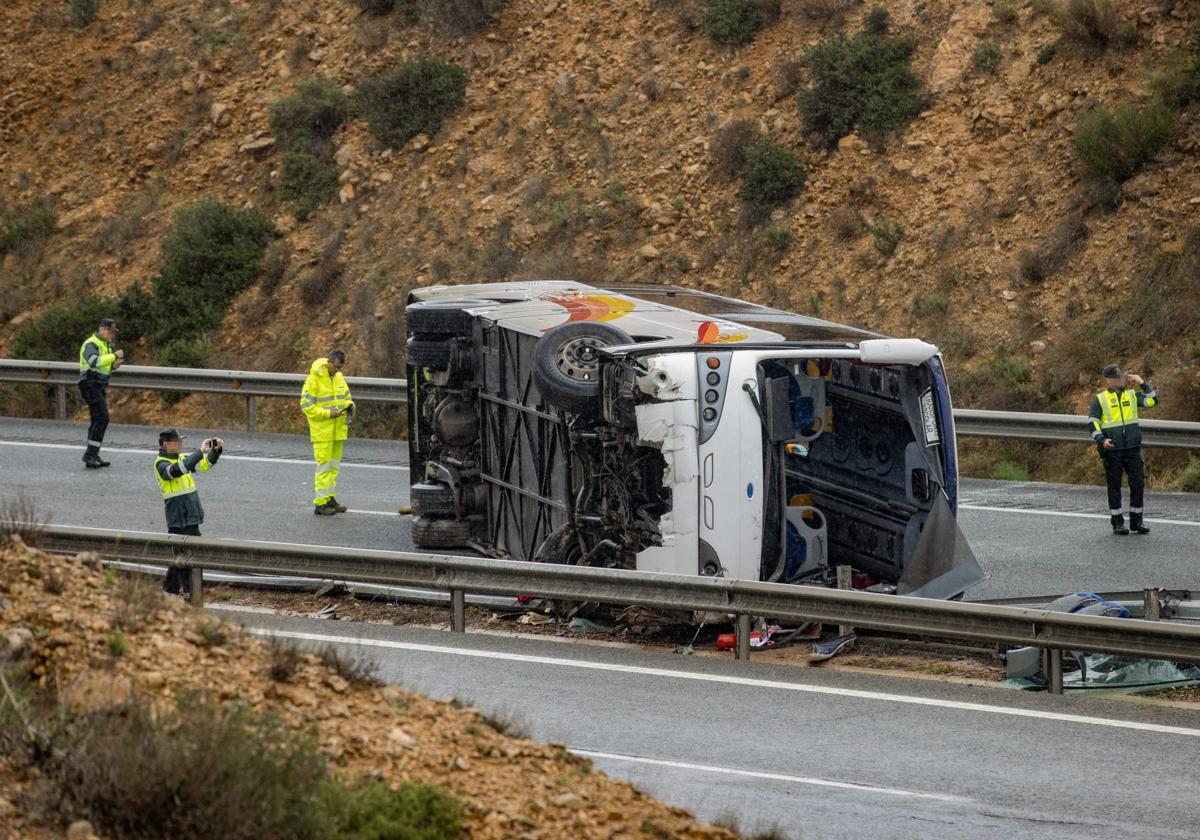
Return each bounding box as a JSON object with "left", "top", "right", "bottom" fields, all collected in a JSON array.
[{"left": 477, "top": 324, "right": 571, "bottom": 562}]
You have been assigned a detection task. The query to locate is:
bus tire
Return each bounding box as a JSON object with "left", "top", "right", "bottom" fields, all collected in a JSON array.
[
  {"left": 411, "top": 515, "right": 472, "bottom": 549},
  {"left": 411, "top": 482, "right": 456, "bottom": 517},
  {"left": 531, "top": 321, "right": 633, "bottom": 415}
]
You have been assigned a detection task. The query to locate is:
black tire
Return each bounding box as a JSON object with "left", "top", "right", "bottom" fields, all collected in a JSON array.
[
  {"left": 531, "top": 321, "right": 633, "bottom": 415},
  {"left": 411, "top": 482, "right": 456, "bottom": 517},
  {"left": 411, "top": 515, "right": 472, "bottom": 549},
  {"left": 407, "top": 337, "right": 452, "bottom": 370},
  {"left": 406, "top": 299, "right": 494, "bottom": 338}
]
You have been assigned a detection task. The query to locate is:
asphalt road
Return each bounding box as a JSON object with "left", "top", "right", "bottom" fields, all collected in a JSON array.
[
  {"left": 3, "top": 416, "right": 1199, "bottom": 600},
  {"left": 219, "top": 610, "right": 1200, "bottom": 840}
]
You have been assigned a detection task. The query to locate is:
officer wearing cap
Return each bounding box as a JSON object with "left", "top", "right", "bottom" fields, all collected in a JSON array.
[
  {"left": 154, "top": 428, "right": 223, "bottom": 595},
  {"left": 78, "top": 317, "right": 125, "bottom": 468},
  {"left": 1088, "top": 364, "right": 1158, "bottom": 535}
]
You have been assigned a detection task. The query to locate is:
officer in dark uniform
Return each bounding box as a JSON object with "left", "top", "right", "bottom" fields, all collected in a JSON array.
[
  {"left": 1088, "top": 364, "right": 1157, "bottom": 535},
  {"left": 154, "top": 428, "right": 223, "bottom": 595}
]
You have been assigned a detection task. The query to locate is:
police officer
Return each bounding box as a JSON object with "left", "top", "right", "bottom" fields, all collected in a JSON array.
[
  {"left": 1088, "top": 364, "right": 1157, "bottom": 535},
  {"left": 154, "top": 428, "right": 222, "bottom": 595},
  {"left": 78, "top": 318, "right": 124, "bottom": 468},
  {"left": 300, "top": 349, "right": 354, "bottom": 515}
]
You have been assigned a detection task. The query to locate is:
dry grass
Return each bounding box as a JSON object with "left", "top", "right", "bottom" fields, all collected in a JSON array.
[{"left": 0, "top": 490, "right": 49, "bottom": 548}]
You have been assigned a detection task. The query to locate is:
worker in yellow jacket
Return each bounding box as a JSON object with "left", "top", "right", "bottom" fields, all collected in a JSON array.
[{"left": 300, "top": 350, "right": 354, "bottom": 515}]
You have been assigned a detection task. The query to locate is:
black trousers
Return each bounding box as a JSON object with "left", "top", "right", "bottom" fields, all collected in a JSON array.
[
  {"left": 78, "top": 377, "right": 109, "bottom": 454},
  {"left": 1101, "top": 447, "right": 1144, "bottom": 513},
  {"left": 165, "top": 524, "right": 201, "bottom": 594}
]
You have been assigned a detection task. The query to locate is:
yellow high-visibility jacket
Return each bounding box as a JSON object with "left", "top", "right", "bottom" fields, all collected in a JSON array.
[{"left": 300, "top": 357, "right": 354, "bottom": 442}]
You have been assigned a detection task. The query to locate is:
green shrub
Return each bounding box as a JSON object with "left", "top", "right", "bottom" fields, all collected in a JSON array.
[
  {"left": 1173, "top": 455, "right": 1200, "bottom": 492},
  {"left": 352, "top": 0, "right": 396, "bottom": 13},
  {"left": 1073, "top": 103, "right": 1174, "bottom": 182},
  {"left": 280, "top": 152, "right": 340, "bottom": 221},
  {"left": 863, "top": 4, "right": 890, "bottom": 36},
  {"left": 799, "top": 33, "right": 922, "bottom": 146},
  {"left": 703, "top": 0, "right": 761, "bottom": 46},
  {"left": 1050, "top": 0, "right": 1134, "bottom": 49},
  {"left": 1036, "top": 42, "right": 1058, "bottom": 64},
  {"left": 1149, "top": 26, "right": 1200, "bottom": 107},
  {"left": 69, "top": 0, "right": 100, "bottom": 27},
  {"left": 158, "top": 337, "right": 209, "bottom": 369},
  {"left": 991, "top": 459, "right": 1031, "bottom": 481},
  {"left": 972, "top": 41, "right": 1002, "bottom": 73},
  {"left": 737, "top": 139, "right": 804, "bottom": 220},
  {"left": 987, "top": 352, "right": 1032, "bottom": 385},
  {"left": 268, "top": 77, "right": 350, "bottom": 156},
  {"left": 150, "top": 199, "right": 275, "bottom": 350},
  {"left": 710, "top": 118, "right": 763, "bottom": 176},
  {"left": 865, "top": 217, "right": 904, "bottom": 256},
  {"left": 0, "top": 198, "right": 56, "bottom": 256},
  {"left": 914, "top": 291, "right": 948, "bottom": 317},
  {"left": 765, "top": 225, "right": 793, "bottom": 252},
  {"left": 992, "top": 2, "right": 1018, "bottom": 23},
  {"left": 112, "top": 282, "right": 153, "bottom": 346},
  {"left": 11, "top": 295, "right": 112, "bottom": 361},
  {"left": 323, "top": 780, "right": 462, "bottom": 840},
  {"left": 354, "top": 57, "right": 467, "bottom": 148}
]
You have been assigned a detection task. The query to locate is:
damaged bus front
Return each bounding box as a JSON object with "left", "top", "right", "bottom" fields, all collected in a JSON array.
[{"left": 405, "top": 282, "right": 985, "bottom": 601}]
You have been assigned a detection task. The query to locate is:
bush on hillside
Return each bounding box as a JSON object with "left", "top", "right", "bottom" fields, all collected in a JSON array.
[
  {"left": 422, "top": 0, "right": 507, "bottom": 34},
  {"left": 10, "top": 296, "right": 112, "bottom": 361},
  {"left": 0, "top": 198, "right": 56, "bottom": 257},
  {"left": 865, "top": 217, "right": 904, "bottom": 256},
  {"left": 799, "top": 33, "right": 922, "bottom": 147},
  {"left": 864, "top": 5, "right": 890, "bottom": 36},
  {"left": 1149, "top": 26, "right": 1200, "bottom": 108},
  {"left": 1073, "top": 103, "right": 1173, "bottom": 182},
  {"left": 149, "top": 199, "right": 275, "bottom": 350},
  {"left": 972, "top": 41, "right": 1002, "bottom": 73},
  {"left": 69, "top": 0, "right": 99, "bottom": 27},
  {"left": 710, "top": 118, "right": 762, "bottom": 176},
  {"left": 353, "top": 57, "right": 467, "bottom": 148},
  {"left": 280, "top": 152, "right": 340, "bottom": 221},
  {"left": 737, "top": 139, "right": 804, "bottom": 220},
  {"left": 268, "top": 77, "right": 351, "bottom": 156},
  {"left": 702, "top": 0, "right": 778, "bottom": 45},
  {"left": 1050, "top": 0, "right": 1134, "bottom": 50},
  {"left": 352, "top": 0, "right": 396, "bottom": 13},
  {"left": 323, "top": 779, "right": 462, "bottom": 840}
]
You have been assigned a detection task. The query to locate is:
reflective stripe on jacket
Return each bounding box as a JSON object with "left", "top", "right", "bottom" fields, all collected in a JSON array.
[
  {"left": 78, "top": 334, "right": 116, "bottom": 382},
  {"left": 1088, "top": 385, "right": 1157, "bottom": 450},
  {"left": 154, "top": 450, "right": 214, "bottom": 529},
  {"left": 300, "top": 357, "right": 353, "bottom": 442}
]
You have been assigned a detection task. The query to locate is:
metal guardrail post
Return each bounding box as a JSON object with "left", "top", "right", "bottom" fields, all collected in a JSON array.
[
  {"left": 54, "top": 384, "right": 66, "bottom": 420},
  {"left": 1047, "top": 649, "right": 1064, "bottom": 695},
  {"left": 189, "top": 568, "right": 204, "bottom": 608},
  {"left": 836, "top": 565, "right": 854, "bottom": 637},
  {"left": 735, "top": 612, "right": 751, "bottom": 660},
  {"left": 450, "top": 589, "right": 466, "bottom": 633},
  {"left": 1143, "top": 588, "right": 1161, "bottom": 621},
  {"left": 246, "top": 395, "right": 257, "bottom": 433}
]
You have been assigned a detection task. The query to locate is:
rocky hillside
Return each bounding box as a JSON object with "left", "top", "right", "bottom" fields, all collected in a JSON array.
[
  {"left": 0, "top": 535, "right": 737, "bottom": 839},
  {"left": 1, "top": 0, "right": 1198, "bottom": 477}
]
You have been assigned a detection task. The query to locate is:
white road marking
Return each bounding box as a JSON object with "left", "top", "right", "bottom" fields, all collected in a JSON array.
[
  {"left": 0, "top": 439, "right": 408, "bottom": 471},
  {"left": 244, "top": 628, "right": 1200, "bottom": 739},
  {"left": 961, "top": 503, "right": 1200, "bottom": 529},
  {"left": 572, "top": 750, "right": 972, "bottom": 803}
]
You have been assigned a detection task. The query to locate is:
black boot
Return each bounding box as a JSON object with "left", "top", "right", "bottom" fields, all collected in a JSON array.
[
  {"left": 1130, "top": 513, "right": 1150, "bottom": 535},
  {"left": 1111, "top": 514, "right": 1129, "bottom": 536}
]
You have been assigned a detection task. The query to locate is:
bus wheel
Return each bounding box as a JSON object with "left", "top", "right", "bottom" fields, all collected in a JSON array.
[{"left": 531, "top": 321, "right": 632, "bottom": 415}]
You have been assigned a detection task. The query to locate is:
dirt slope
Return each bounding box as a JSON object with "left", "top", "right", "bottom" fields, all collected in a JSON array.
[
  {"left": 1, "top": 0, "right": 1198, "bottom": 461},
  {"left": 0, "top": 538, "right": 736, "bottom": 839}
]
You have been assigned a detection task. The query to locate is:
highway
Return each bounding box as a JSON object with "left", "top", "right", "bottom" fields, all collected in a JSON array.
[
  {"left": 6, "top": 415, "right": 1200, "bottom": 838},
  {"left": 217, "top": 610, "right": 1200, "bottom": 840},
  {"left": 3, "top": 417, "right": 1199, "bottom": 601}
]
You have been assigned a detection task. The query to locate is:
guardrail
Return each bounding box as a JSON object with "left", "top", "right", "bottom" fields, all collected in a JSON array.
[
  {"left": 36, "top": 525, "right": 1200, "bottom": 694},
  {"left": 0, "top": 360, "right": 406, "bottom": 431},
  {"left": 3, "top": 359, "right": 1200, "bottom": 447},
  {"left": 953, "top": 409, "right": 1200, "bottom": 450}
]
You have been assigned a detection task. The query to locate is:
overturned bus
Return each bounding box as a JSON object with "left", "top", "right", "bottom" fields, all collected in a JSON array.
[{"left": 405, "top": 281, "right": 985, "bottom": 600}]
